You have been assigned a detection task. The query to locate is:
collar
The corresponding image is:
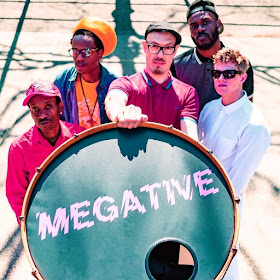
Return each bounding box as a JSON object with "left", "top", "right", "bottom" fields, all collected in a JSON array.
[
  {"left": 194, "top": 42, "right": 225, "bottom": 65},
  {"left": 32, "top": 120, "right": 71, "bottom": 145},
  {"left": 69, "top": 67, "right": 78, "bottom": 82},
  {"left": 141, "top": 69, "right": 173, "bottom": 89},
  {"left": 220, "top": 91, "right": 247, "bottom": 115},
  {"left": 70, "top": 63, "right": 104, "bottom": 87}
]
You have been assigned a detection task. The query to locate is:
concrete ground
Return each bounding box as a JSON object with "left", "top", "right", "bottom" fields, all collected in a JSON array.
[{"left": 0, "top": 0, "right": 279, "bottom": 279}]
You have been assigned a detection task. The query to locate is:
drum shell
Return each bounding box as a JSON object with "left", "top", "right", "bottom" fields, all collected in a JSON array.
[{"left": 21, "top": 123, "right": 239, "bottom": 280}]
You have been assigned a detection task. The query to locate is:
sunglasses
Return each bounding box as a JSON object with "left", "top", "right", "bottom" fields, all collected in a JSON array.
[
  {"left": 68, "top": 48, "right": 98, "bottom": 58},
  {"left": 211, "top": 70, "right": 242, "bottom": 79}
]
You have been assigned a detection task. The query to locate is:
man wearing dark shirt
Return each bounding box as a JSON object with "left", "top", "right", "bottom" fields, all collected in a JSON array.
[{"left": 171, "top": 0, "right": 254, "bottom": 112}]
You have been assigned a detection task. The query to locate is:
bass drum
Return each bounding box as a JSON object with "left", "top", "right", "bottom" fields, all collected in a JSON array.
[{"left": 21, "top": 122, "right": 239, "bottom": 280}]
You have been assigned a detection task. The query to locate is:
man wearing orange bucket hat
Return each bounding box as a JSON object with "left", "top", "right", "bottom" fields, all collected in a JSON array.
[
  {"left": 54, "top": 17, "right": 119, "bottom": 129},
  {"left": 6, "top": 81, "right": 85, "bottom": 226}
]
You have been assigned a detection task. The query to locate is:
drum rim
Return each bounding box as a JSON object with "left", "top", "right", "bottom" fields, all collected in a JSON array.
[{"left": 20, "top": 121, "right": 240, "bottom": 280}]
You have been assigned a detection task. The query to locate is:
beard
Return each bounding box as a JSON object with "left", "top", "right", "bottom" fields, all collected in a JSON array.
[
  {"left": 152, "top": 68, "right": 164, "bottom": 75},
  {"left": 151, "top": 58, "right": 166, "bottom": 75},
  {"left": 192, "top": 28, "right": 219, "bottom": 50}
]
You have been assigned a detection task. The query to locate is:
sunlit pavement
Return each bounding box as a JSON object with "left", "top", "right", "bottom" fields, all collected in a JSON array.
[{"left": 0, "top": 1, "right": 279, "bottom": 279}]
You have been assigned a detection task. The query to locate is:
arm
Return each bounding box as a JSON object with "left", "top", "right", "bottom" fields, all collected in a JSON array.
[
  {"left": 105, "top": 89, "right": 148, "bottom": 129},
  {"left": 180, "top": 118, "right": 198, "bottom": 141},
  {"left": 228, "top": 125, "right": 270, "bottom": 197},
  {"left": 6, "top": 145, "right": 29, "bottom": 226},
  {"left": 180, "top": 86, "right": 199, "bottom": 141}
]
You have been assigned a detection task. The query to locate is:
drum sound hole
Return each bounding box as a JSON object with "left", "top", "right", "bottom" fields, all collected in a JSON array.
[{"left": 147, "top": 241, "right": 194, "bottom": 280}]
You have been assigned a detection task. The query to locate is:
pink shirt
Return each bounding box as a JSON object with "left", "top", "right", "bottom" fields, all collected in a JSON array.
[
  {"left": 6, "top": 120, "right": 85, "bottom": 225},
  {"left": 108, "top": 69, "right": 199, "bottom": 129}
]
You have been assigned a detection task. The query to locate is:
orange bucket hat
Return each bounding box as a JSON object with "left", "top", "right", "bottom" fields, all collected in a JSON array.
[{"left": 73, "top": 17, "right": 117, "bottom": 57}]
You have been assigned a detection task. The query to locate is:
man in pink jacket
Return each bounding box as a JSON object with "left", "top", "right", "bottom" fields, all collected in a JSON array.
[{"left": 6, "top": 80, "right": 85, "bottom": 226}]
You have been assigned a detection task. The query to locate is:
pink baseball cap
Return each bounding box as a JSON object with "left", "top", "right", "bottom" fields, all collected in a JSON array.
[{"left": 23, "top": 80, "right": 62, "bottom": 106}]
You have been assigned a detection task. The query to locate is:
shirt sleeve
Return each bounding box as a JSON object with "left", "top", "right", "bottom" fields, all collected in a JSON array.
[
  {"left": 6, "top": 143, "right": 30, "bottom": 226},
  {"left": 197, "top": 107, "right": 206, "bottom": 142},
  {"left": 180, "top": 86, "right": 200, "bottom": 123},
  {"left": 227, "top": 124, "right": 270, "bottom": 197},
  {"left": 108, "top": 77, "right": 134, "bottom": 99}
]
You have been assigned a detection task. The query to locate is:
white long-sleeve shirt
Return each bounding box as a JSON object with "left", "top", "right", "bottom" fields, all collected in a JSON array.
[{"left": 198, "top": 93, "right": 270, "bottom": 198}]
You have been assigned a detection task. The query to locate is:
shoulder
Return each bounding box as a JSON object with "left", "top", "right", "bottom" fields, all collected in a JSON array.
[
  {"left": 200, "top": 98, "right": 220, "bottom": 115},
  {"left": 54, "top": 65, "right": 77, "bottom": 82},
  {"left": 174, "top": 48, "right": 195, "bottom": 64},
  {"left": 237, "top": 100, "right": 270, "bottom": 138},
  {"left": 9, "top": 127, "right": 35, "bottom": 152},
  {"left": 100, "top": 64, "right": 121, "bottom": 80},
  {"left": 61, "top": 121, "right": 85, "bottom": 134},
  {"left": 110, "top": 72, "right": 140, "bottom": 87},
  {"left": 247, "top": 102, "right": 269, "bottom": 129},
  {"left": 172, "top": 77, "right": 195, "bottom": 89},
  {"left": 204, "top": 98, "right": 220, "bottom": 109}
]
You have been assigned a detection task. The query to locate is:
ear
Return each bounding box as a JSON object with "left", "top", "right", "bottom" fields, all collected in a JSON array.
[
  {"left": 216, "top": 19, "right": 223, "bottom": 33},
  {"left": 173, "top": 44, "right": 180, "bottom": 57},
  {"left": 59, "top": 102, "right": 64, "bottom": 114},
  {"left": 240, "top": 72, "right": 247, "bottom": 84},
  {"left": 142, "top": 40, "right": 148, "bottom": 54},
  {"left": 98, "top": 49, "right": 104, "bottom": 61}
]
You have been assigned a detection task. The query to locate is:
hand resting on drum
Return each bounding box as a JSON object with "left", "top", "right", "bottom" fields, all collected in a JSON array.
[{"left": 105, "top": 89, "right": 148, "bottom": 129}]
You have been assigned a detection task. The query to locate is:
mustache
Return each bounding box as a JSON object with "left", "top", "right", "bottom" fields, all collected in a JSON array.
[
  {"left": 38, "top": 118, "right": 50, "bottom": 124},
  {"left": 75, "top": 62, "right": 87, "bottom": 66},
  {"left": 196, "top": 32, "right": 210, "bottom": 38},
  {"left": 153, "top": 58, "right": 166, "bottom": 63}
]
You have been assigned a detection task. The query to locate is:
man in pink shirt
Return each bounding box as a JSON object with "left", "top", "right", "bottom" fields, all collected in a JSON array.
[
  {"left": 6, "top": 81, "right": 85, "bottom": 226},
  {"left": 105, "top": 22, "right": 199, "bottom": 140}
]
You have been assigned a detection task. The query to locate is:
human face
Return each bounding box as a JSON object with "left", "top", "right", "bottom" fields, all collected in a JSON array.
[
  {"left": 29, "top": 95, "right": 63, "bottom": 137},
  {"left": 213, "top": 61, "right": 247, "bottom": 104},
  {"left": 188, "top": 11, "right": 220, "bottom": 50},
  {"left": 71, "top": 34, "right": 103, "bottom": 75},
  {"left": 143, "top": 31, "right": 179, "bottom": 77}
]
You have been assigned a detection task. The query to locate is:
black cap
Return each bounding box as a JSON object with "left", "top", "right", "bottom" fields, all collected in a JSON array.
[
  {"left": 187, "top": 0, "right": 223, "bottom": 33},
  {"left": 145, "top": 21, "right": 182, "bottom": 45},
  {"left": 187, "top": 0, "right": 218, "bottom": 20}
]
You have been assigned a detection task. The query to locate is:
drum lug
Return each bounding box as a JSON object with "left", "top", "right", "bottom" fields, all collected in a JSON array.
[
  {"left": 31, "top": 269, "right": 40, "bottom": 279},
  {"left": 207, "top": 149, "right": 213, "bottom": 155},
  {"left": 231, "top": 246, "right": 238, "bottom": 256},
  {"left": 73, "top": 133, "right": 79, "bottom": 138},
  {"left": 234, "top": 197, "right": 241, "bottom": 204},
  {"left": 35, "top": 167, "right": 42, "bottom": 172},
  {"left": 19, "top": 215, "right": 25, "bottom": 222},
  {"left": 168, "top": 125, "right": 174, "bottom": 129}
]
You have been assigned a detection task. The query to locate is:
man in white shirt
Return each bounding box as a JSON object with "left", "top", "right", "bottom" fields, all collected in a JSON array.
[{"left": 198, "top": 48, "right": 270, "bottom": 279}]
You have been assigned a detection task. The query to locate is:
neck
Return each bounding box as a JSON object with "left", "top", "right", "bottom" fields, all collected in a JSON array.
[
  {"left": 222, "top": 89, "right": 244, "bottom": 106},
  {"left": 146, "top": 69, "right": 170, "bottom": 84},
  {"left": 39, "top": 125, "right": 61, "bottom": 146},
  {"left": 196, "top": 39, "right": 222, "bottom": 58},
  {"left": 80, "top": 65, "right": 101, "bottom": 83}
]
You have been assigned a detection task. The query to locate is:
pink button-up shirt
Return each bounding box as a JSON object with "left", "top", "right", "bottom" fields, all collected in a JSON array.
[{"left": 6, "top": 120, "right": 85, "bottom": 225}]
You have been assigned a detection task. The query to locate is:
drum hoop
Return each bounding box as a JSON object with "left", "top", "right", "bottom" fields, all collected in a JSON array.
[{"left": 20, "top": 122, "right": 239, "bottom": 280}]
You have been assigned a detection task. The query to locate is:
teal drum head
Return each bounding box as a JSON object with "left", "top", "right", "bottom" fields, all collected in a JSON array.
[{"left": 21, "top": 123, "right": 239, "bottom": 280}]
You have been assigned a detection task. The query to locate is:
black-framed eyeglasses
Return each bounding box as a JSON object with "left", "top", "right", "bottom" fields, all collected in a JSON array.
[
  {"left": 146, "top": 43, "right": 176, "bottom": 55},
  {"left": 211, "top": 70, "right": 242, "bottom": 79},
  {"left": 68, "top": 48, "right": 98, "bottom": 58}
]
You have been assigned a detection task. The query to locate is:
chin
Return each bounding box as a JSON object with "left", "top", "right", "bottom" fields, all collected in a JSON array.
[
  {"left": 152, "top": 67, "right": 165, "bottom": 75},
  {"left": 76, "top": 69, "right": 86, "bottom": 74}
]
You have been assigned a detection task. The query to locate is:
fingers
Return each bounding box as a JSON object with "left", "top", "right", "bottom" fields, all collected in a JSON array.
[{"left": 116, "top": 105, "right": 148, "bottom": 129}]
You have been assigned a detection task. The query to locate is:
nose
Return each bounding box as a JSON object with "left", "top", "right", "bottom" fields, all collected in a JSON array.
[
  {"left": 157, "top": 48, "right": 164, "bottom": 58},
  {"left": 38, "top": 109, "right": 48, "bottom": 119},
  {"left": 197, "top": 24, "right": 205, "bottom": 33},
  {"left": 219, "top": 73, "right": 226, "bottom": 80},
  {"left": 76, "top": 52, "right": 84, "bottom": 61}
]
